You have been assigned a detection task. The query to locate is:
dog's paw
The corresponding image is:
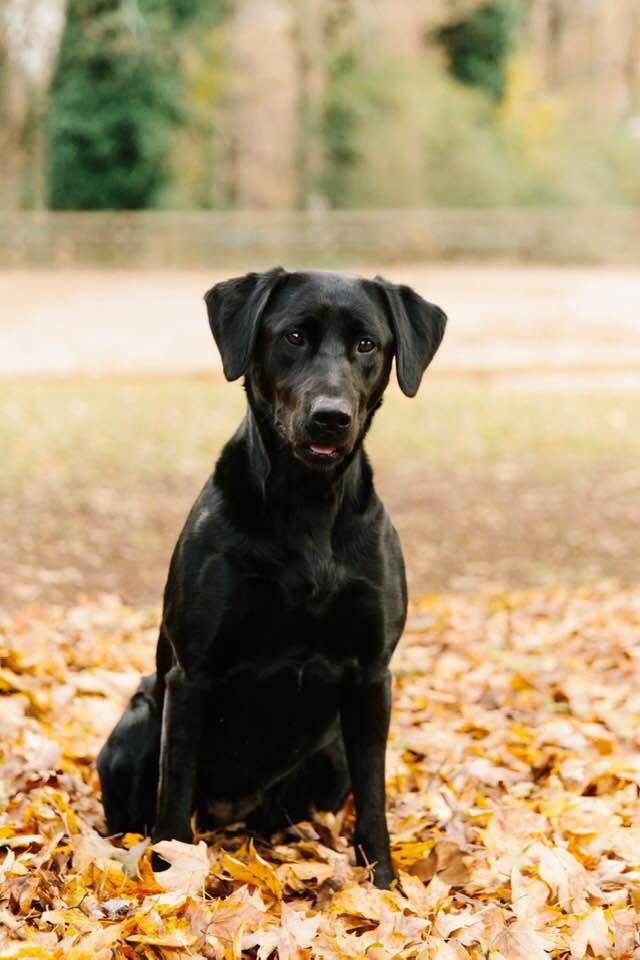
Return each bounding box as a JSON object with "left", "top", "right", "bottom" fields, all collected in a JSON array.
[
  {"left": 150, "top": 849, "right": 171, "bottom": 872},
  {"left": 371, "top": 862, "right": 395, "bottom": 890}
]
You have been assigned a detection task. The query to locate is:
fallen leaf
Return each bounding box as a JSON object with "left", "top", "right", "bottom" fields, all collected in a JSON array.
[
  {"left": 422, "top": 936, "right": 471, "bottom": 959},
  {"left": 219, "top": 841, "right": 282, "bottom": 900},
  {"left": 408, "top": 840, "right": 469, "bottom": 885},
  {"left": 610, "top": 906, "right": 636, "bottom": 958},
  {"left": 279, "top": 859, "right": 334, "bottom": 891},
  {"left": 399, "top": 871, "right": 450, "bottom": 915},
  {"left": 492, "top": 918, "right": 553, "bottom": 959},
  {"left": 3, "top": 590, "right": 640, "bottom": 959},
  {"left": 527, "top": 841, "right": 599, "bottom": 912},
  {"left": 243, "top": 901, "right": 320, "bottom": 960},
  {"left": 126, "top": 930, "right": 198, "bottom": 947},
  {"left": 568, "top": 907, "right": 612, "bottom": 959},
  {"left": 151, "top": 839, "right": 209, "bottom": 893}
]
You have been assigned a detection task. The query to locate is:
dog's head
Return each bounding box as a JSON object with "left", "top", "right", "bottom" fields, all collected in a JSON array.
[{"left": 205, "top": 268, "right": 447, "bottom": 470}]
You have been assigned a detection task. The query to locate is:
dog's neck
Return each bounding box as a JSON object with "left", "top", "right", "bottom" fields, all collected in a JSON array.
[{"left": 222, "top": 397, "right": 375, "bottom": 531}]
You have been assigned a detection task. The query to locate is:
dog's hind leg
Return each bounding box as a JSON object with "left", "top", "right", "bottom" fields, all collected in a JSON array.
[
  {"left": 97, "top": 674, "right": 161, "bottom": 836},
  {"left": 304, "top": 732, "right": 351, "bottom": 814}
]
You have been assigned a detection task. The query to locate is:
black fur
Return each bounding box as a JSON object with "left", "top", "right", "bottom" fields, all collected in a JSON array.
[{"left": 97, "top": 268, "right": 447, "bottom": 888}]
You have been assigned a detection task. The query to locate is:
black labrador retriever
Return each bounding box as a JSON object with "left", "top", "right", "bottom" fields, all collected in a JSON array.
[{"left": 97, "top": 268, "right": 446, "bottom": 888}]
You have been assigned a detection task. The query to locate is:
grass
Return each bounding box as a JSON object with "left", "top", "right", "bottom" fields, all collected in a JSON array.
[
  {"left": 2, "top": 375, "right": 639, "bottom": 607},
  {"left": 3, "top": 376, "right": 639, "bottom": 486}
]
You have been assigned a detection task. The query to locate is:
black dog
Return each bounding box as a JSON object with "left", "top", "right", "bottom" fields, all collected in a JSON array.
[{"left": 97, "top": 268, "right": 446, "bottom": 888}]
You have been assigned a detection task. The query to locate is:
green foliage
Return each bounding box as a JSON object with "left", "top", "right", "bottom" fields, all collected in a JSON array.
[
  {"left": 438, "top": 0, "right": 522, "bottom": 101},
  {"left": 316, "top": 46, "right": 640, "bottom": 209},
  {"left": 320, "top": 54, "right": 501, "bottom": 208},
  {"left": 160, "top": 20, "right": 231, "bottom": 209},
  {"left": 36, "top": 0, "right": 640, "bottom": 212},
  {"left": 139, "top": 0, "right": 231, "bottom": 29},
  {"left": 46, "top": 0, "right": 181, "bottom": 210},
  {"left": 322, "top": 48, "right": 423, "bottom": 209},
  {"left": 322, "top": 50, "right": 367, "bottom": 207}
]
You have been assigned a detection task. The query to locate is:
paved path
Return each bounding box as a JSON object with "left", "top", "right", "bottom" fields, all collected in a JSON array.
[{"left": 2, "top": 263, "right": 640, "bottom": 377}]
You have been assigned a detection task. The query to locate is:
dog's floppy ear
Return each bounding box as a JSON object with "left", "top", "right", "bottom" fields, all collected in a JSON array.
[
  {"left": 204, "top": 267, "right": 287, "bottom": 381},
  {"left": 373, "top": 275, "right": 447, "bottom": 397}
]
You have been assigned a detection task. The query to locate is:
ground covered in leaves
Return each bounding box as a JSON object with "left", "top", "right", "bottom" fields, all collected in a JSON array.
[{"left": 2, "top": 589, "right": 640, "bottom": 959}]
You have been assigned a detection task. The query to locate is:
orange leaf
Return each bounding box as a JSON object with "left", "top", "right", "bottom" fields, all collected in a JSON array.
[{"left": 219, "top": 840, "right": 282, "bottom": 900}]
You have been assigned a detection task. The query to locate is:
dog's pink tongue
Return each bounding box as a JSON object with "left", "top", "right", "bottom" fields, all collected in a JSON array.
[{"left": 310, "top": 443, "right": 336, "bottom": 455}]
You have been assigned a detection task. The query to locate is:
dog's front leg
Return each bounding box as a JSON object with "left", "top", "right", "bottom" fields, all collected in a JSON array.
[
  {"left": 153, "top": 664, "right": 204, "bottom": 847},
  {"left": 341, "top": 669, "right": 394, "bottom": 888}
]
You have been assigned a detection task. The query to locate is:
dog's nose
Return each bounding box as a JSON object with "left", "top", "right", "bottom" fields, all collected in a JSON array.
[{"left": 310, "top": 402, "right": 352, "bottom": 434}]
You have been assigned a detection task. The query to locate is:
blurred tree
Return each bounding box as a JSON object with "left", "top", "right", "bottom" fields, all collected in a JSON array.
[
  {"left": 46, "top": 0, "right": 182, "bottom": 209},
  {"left": 321, "top": 49, "right": 362, "bottom": 207},
  {"left": 296, "top": 0, "right": 328, "bottom": 209},
  {"left": 227, "top": 0, "right": 298, "bottom": 208},
  {"left": 527, "top": 0, "right": 640, "bottom": 120},
  {"left": 437, "top": 0, "right": 522, "bottom": 101},
  {"left": 319, "top": 1, "right": 393, "bottom": 209},
  {"left": 0, "top": 11, "right": 18, "bottom": 208},
  {"left": 1, "top": 0, "right": 65, "bottom": 209},
  {"left": 155, "top": 0, "right": 233, "bottom": 208},
  {"left": 164, "top": 25, "right": 229, "bottom": 208}
]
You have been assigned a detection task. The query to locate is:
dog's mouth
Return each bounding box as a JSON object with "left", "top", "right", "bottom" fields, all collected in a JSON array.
[
  {"left": 295, "top": 441, "right": 344, "bottom": 468},
  {"left": 308, "top": 443, "right": 337, "bottom": 457}
]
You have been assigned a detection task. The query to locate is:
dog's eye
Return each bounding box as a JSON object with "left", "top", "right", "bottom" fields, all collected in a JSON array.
[
  {"left": 286, "top": 331, "right": 305, "bottom": 346},
  {"left": 357, "top": 337, "right": 376, "bottom": 354}
]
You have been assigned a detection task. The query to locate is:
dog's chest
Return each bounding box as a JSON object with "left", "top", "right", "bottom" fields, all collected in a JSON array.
[
  {"left": 286, "top": 535, "right": 344, "bottom": 614},
  {"left": 202, "top": 647, "right": 346, "bottom": 791},
  {"left": 217, "top": 570, "right": 353, "bottom": 664},
  {"left": 211, "top": 511, "right": 385, "bottom": 671}
]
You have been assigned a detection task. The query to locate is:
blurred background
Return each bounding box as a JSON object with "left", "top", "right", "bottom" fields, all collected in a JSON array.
[{"left": 1, "top": 0, "right": 639, "bottom": 609}]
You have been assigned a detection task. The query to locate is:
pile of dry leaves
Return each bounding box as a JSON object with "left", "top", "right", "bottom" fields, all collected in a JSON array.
[{"left": 1, "top": 588, "right": 640, "bottom": 959}]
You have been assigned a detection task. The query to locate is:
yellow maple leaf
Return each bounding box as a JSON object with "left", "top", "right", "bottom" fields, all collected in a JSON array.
[{"left": 219, "top": 840, "right": 282, "bottom": 900}]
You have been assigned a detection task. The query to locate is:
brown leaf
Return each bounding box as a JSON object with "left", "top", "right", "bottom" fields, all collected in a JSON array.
[
  {"left": 219, "top": 841, "right": 283, "bottom": 900},
  {"left": 4, "top": 590, "right": 640, "bottom": 959},
  {"left": 408, "top": 841, "right": 469, "bottom": 886},
  {"left": 279, "top": 859, "right": 334, "bottom": 892}
]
